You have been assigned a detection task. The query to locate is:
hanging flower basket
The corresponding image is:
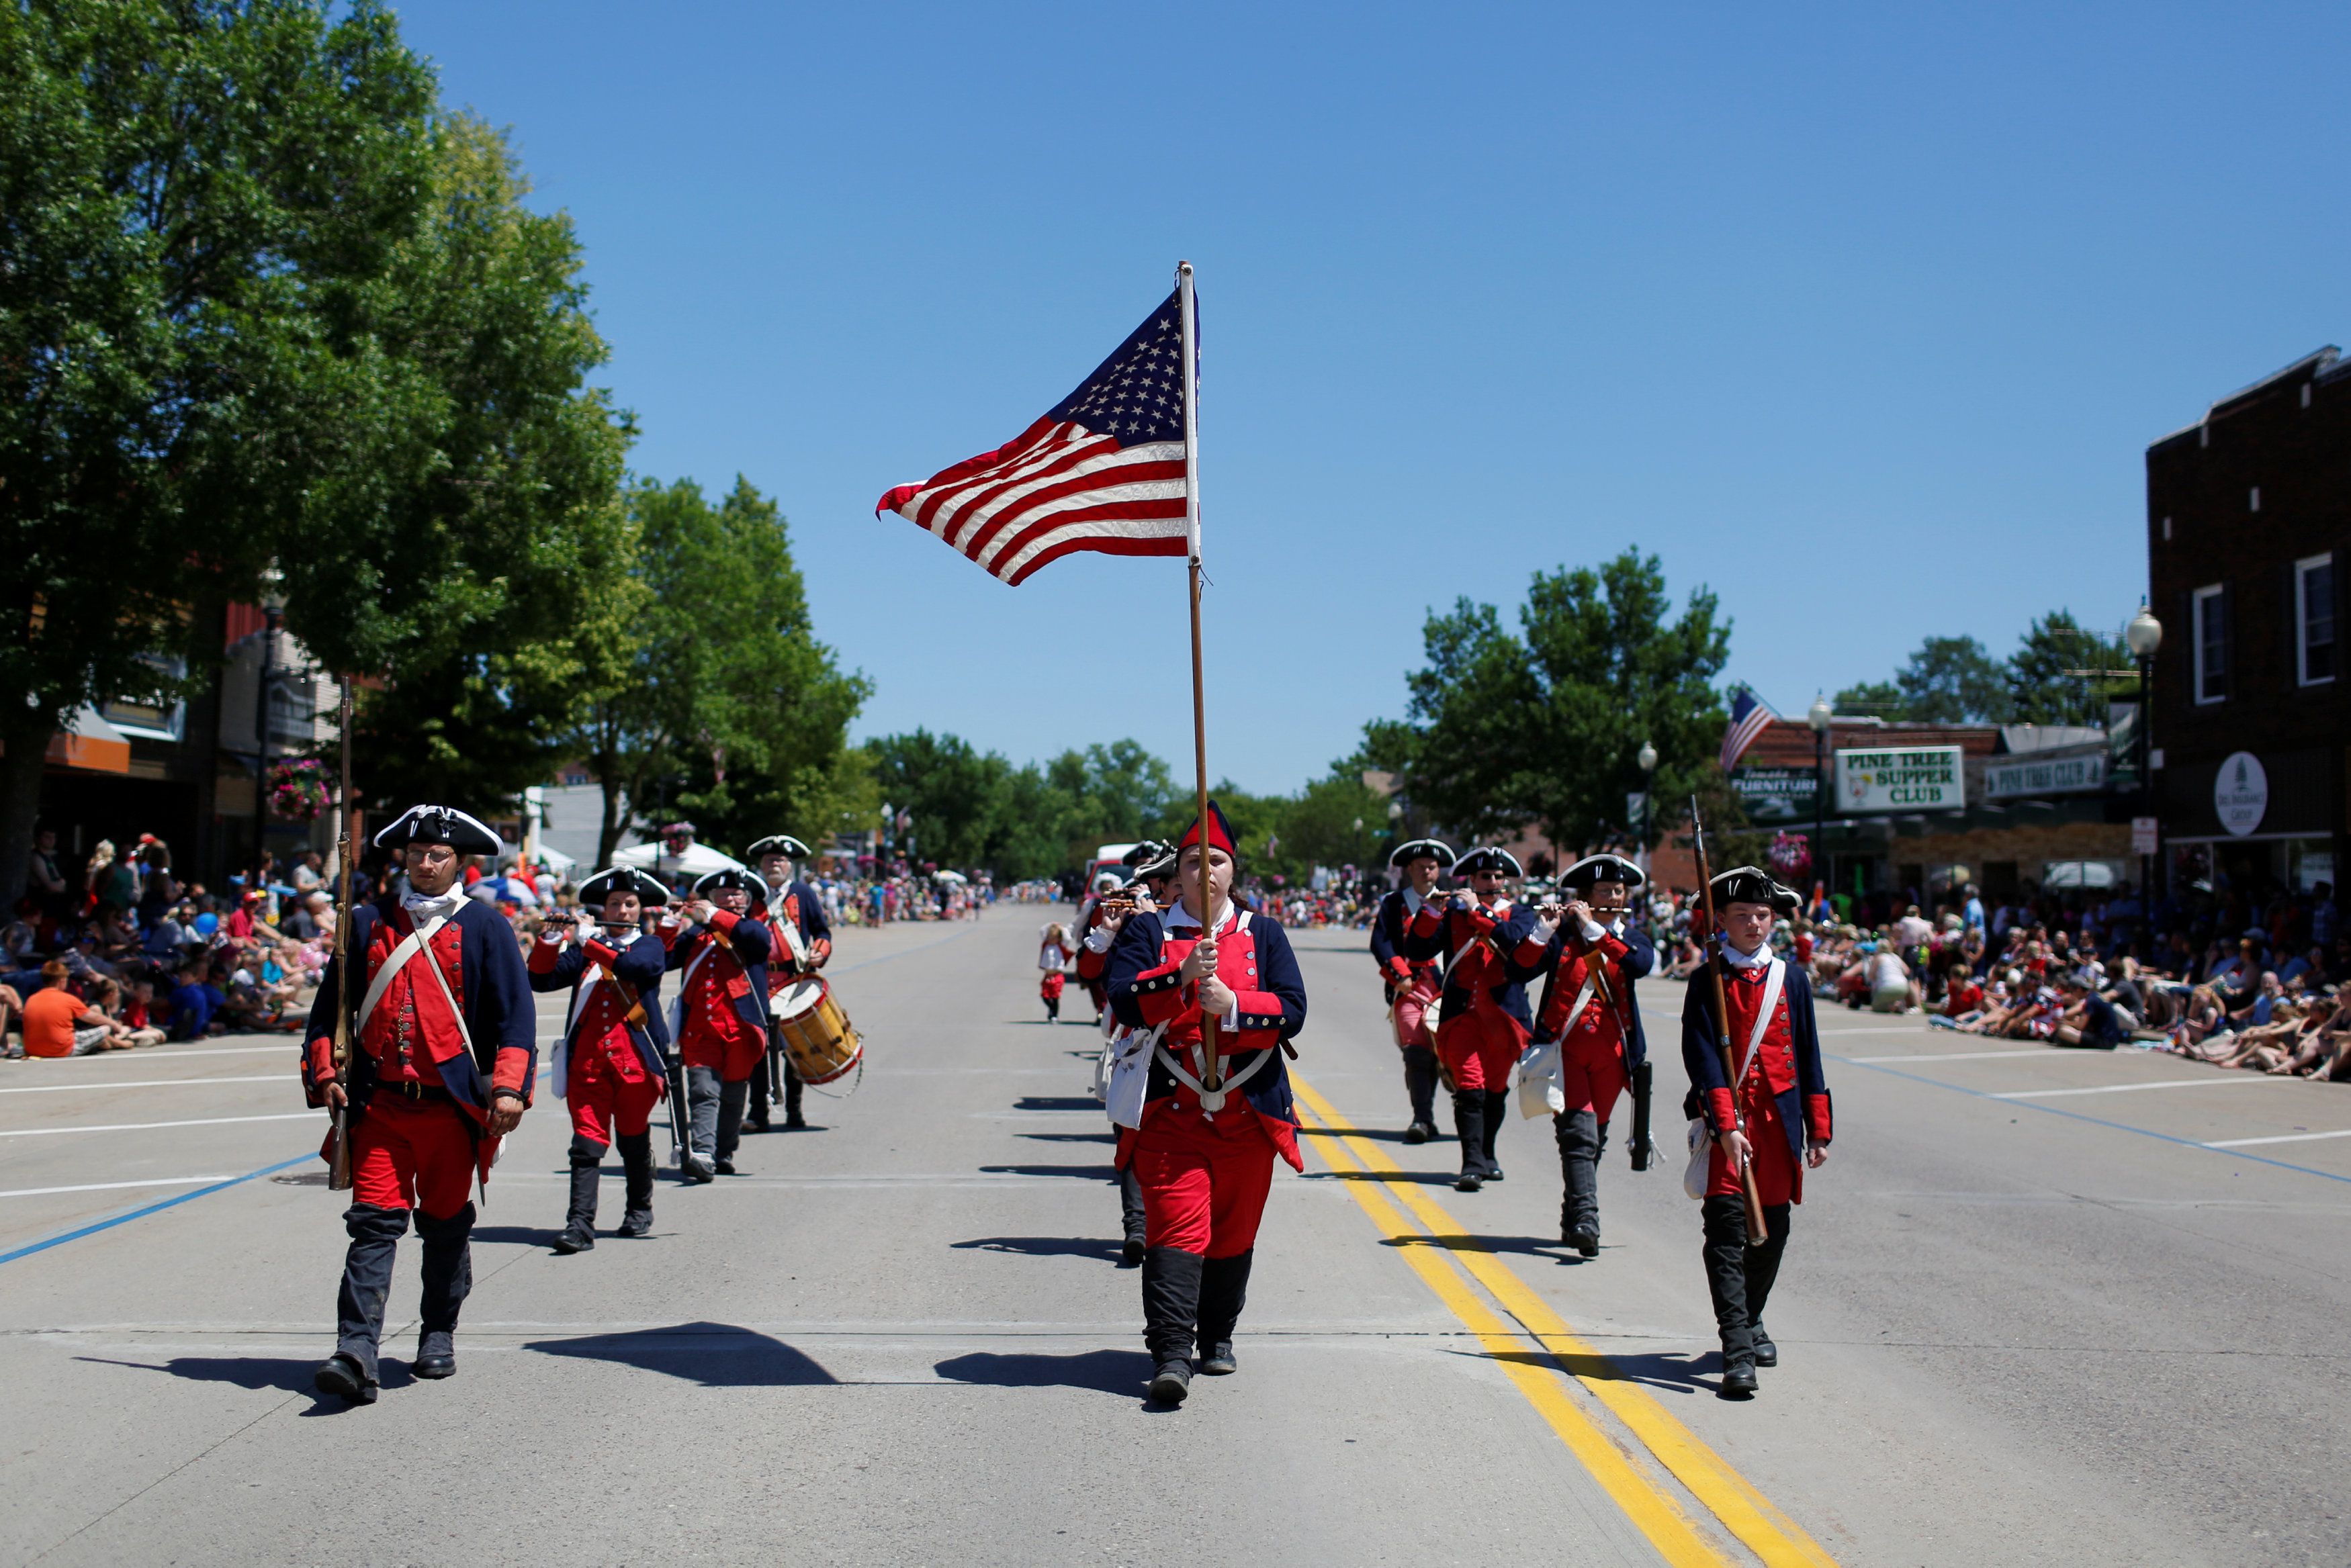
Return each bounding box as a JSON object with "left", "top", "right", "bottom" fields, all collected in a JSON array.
[
  {"left": 269, "top": 758, "right": 332, "bottom": 821},
  {"left": 1767, "top": 830, "right": 1811, "bottom": 879}
]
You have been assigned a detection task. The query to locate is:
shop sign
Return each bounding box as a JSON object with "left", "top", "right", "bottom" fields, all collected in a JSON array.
[
  {"left": 2214, "top": 751, "right": 2268, "bottom": 837},
  {"left": 1729, "top": 766, "right": 1820, "bottom": 822},
  {"left": 2131, "top": 817, "right": 2160, "bottom": 855},
  {"left": 1984, "top": 751, "right": 2106, "bottom": 800},
  {"left": 1835, "top": 745, "right": 1965, "bottom": 813}
]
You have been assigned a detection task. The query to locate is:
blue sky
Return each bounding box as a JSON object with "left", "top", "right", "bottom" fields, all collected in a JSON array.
[{"left": 389, "top": 1, "right": 2351, "bottom": 792}]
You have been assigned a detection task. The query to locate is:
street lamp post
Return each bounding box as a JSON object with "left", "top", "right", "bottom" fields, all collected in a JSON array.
[
  {"left": 2125, "top": 603, "right": 2164, "bottom": 904},
  {"left": 1635, "top": 741, "right": 1657, "bottom": 936},
  {"left": 250, "top": 585, "right": 287, "bottom": 892},
  {"left": 1808, "top": 694, "right": 1833, "bottom": 915}
]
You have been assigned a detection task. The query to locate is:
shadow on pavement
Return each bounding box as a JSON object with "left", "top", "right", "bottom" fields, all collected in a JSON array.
[
  {"left": 1016, "top": 1131, "right": 1115, "bottom": 1144},
  {"left": 523, "top": 1322, "right": 838, "bottom": 1386},
  {"left": 979, "top": 1162, "right": 1116, "bottom": 1181},
  {"left": 1376, "top": 1231, "right": 1575, "bottom": 1264},
  {"left": 470, "top": 1225, "right": 564, "bottom": 1248},
  {"left": 1478, "top": 1346, "right": 1716, "bottom": 1397},
  {"left": 1301, "top": 1166, "right": 1461, "bottom": 1187},
  {"left": 76, "top": 1353, "right": 419, "bottom": 1405},
  {"left": 951, "top": 1235, "right": 1125, "bottom": 1262},
  {"left": 1012, "top": 1096, "right": 1100, "bottom": 1112},
  {"left": 934, "top": 1348, "right": 1151, "bottom": 1395}
]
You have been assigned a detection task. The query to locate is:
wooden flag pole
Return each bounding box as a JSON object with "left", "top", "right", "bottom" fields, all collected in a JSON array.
[{"left": 1178, "top": 259, "right": 1221, "bottom": 1093}]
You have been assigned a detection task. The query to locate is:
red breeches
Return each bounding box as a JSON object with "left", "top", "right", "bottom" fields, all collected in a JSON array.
[
  {"left": 349, "top": 1095, "right": 476, "bottom": 1217},
  {"left": 1436, "top": 1009, "right": 1527, "bottom": 1093},
  {"left": 1705, "top": 1096, "right": 1800, "bottom": 1205},
  {"left": 1390, "top": 979, "right": 1437, "bottom": 1052},
  {"left": 1133, "top": 1104, "right": 1276, "bottom": 1258},
  {"left": 569, "top": 1058, "right": 664, "bottom": 1145},
  {"left": 1559, "top": 1037, "right": 1628, "bottom": 1120},
  {"left": 680, "top": 1017, "right": 762, "bottom": 1081},
  {"left": 1040, "top": 971, "right": 1065, "bottom": 1002}
]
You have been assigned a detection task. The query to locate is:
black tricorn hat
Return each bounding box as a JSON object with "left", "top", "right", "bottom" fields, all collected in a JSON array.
[
  {"left": 1388, "top": 837, "right": 1456, "bottom": 870},
  {"left": 744, "top": 834, "right": 811, "bottom": 862},
  {"left": 1710, "top": 865, "right": 1800, "bottom": 913},
  {"left": 577, "top": 866, "right": 670, "bottom": 912},
  {"left": 1560, "top": 852, "right": 1645, "bottom": 892},
  {"left": 1122, "top": 839, "right": 1171, "bottom": 868},
  {"left": 1455, "top": 846, "right": 1523, "bottom": 878},
  {"left": 372, "top": 805, "right": 502, "bottom": 856},
  {"left": 692, "top": 867, "right": 762, "bottom": 899}
]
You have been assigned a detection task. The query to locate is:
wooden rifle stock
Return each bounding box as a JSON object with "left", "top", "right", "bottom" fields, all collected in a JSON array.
[
  {"left": 326, "top": 684, "right": 357, "bottom": 1192},
  {"left": 1690, "top": 797, "right": 1769, "bottom": 1248}
]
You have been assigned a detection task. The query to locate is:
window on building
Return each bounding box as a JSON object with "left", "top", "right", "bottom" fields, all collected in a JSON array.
[
  {"left": 2193, "top": 584, "right": 2228, "bottom": 704},
  {"left": 2297, "top": 553, "right": 2336, "bottom": 686}
]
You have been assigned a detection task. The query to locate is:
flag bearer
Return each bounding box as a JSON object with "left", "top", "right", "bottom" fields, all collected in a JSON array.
[
  {"left": 302, "top": 806, "right": 536, "bottom": 1405},
  {"left": 1524, "top": 853, "right": 1654, "bottom": 1256},
  {"left": 530, "top": 866, "right": 674, "bottom": 1252},
  {"left": 1410, "top": 846, "right": 1541, "bottom": 1191},
  {"left": 1682, "top": 866, "right": 1832, "bottom": 1397},
  {"left": 1369, "top": 838, "right": 1454, "bottom": 1143},
  {"left": 1107, "top": 802, "right": 1307, "bottom": 1407},
  {"left": 667, "top": 867, "right": 774, "bottom": 1181},
  {"left": 744, "top": 835, "right": 830, "bottom": 1133}
]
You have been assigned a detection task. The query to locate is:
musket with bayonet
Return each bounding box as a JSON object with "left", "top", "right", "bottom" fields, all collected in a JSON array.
[{"left": 326, "top": 684, "right": 357, "bottom": 1191}]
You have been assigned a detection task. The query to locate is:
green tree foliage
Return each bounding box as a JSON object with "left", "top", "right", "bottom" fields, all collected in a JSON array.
[
  {"left": 1830, "top": 678, "right": 1908, "bottom": 719},
  {"left": 1378, "top": 551, "right": 1731, "bottom": 850},
  {"left": 2008, "top": 611, "right": 2131, "bottom": 725},
  {"left": 1895, "top": 635, "right": 2010, "bottom": 723},
  {"left": 0, "top": 0, "right": 437, "bottom": 901},
  {"left": 581, "top": 477, "right": 869, "bottom": 866},
  {"left": 864, "top": 733, "right": 1179, "bottom": 882}
]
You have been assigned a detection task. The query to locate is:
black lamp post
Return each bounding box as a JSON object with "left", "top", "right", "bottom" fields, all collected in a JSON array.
[
  {"left": 1636, "top": 739, "right": 1656, "bottom": 937},
  {"left": 1808, "top": 694, "right": 1833, "bottom": 913},
  {"left": 250, "top": 584, "right": 286, "bottom": 891},
  {"left": 2125, "top": 602, "right": 2164, "bottom": 903}
]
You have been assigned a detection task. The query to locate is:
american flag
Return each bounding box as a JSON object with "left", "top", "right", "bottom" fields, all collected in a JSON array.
[
  {"left": 1719, "top": 686, "right": 1776, "bottom": 771},
  {"left": 876, "top": 291, "right": 1194, "bottom": 586}
]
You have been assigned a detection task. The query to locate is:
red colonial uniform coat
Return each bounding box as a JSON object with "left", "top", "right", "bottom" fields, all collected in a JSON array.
[
  {"left": 672, "top": 911, "right": 766, "bottom": 1080},
  {"left": 1536, "top": 926, "right": 1636, "bottom": 1121},
  {"left": 531, "top": 933, "right": 667, "bottom": 1144},
  {"left": 1699, "top": 961, "right": 1833, "bottom": 1207}
]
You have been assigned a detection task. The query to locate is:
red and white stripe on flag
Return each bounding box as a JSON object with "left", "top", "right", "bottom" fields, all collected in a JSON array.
[
  {"left": 1719, "top": 687, "right": 1775, "bottom": 772},
  {"left": 877, "top": 289, "right": 1193, "bottom": 586}
]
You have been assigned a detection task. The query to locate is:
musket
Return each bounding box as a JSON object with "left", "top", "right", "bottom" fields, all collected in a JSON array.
[
  {"left": 326, "top": 684, "right": 357, "bottom": 1191},
  {"left": 1690, "top": 797, "right": 1770, "bottom": 1247}
]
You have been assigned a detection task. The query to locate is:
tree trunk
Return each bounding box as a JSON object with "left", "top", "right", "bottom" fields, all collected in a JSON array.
[
  {"left": 0, "top": 712, "right": 58, "bottom": 911},
  {"left": 596, "top": 761, "right": 626, "bottom": 870}
]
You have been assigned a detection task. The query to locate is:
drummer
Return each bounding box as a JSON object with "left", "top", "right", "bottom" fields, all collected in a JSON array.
[
  {"left": 745, "top": 835, "right": 831, "bottom": 1134},
  {"left": 666, "top": 867, "right": 773, "bottom": 1180}
]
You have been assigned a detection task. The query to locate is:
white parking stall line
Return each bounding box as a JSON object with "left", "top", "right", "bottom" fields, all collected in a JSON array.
[
  {"left": 0, "top": 1113, "right": 317, "bottom": 1139},
  {"left": 0, "top": 1176, "right": 239, "bottom": 1200},
  {"left": 24, "top": 1043, "right": 296, "bottom": 1062},
  {"left": 1848, "top": 1048, "right": 2073, "bottom": 1064},
  {"left": 1992, "top": 1078, "right": 2277, "bottom": 1100},
  {"left": 2203, "top": 1128, "right": 2351, "bottom": 1149},
  {"left": 0, "top": 1076, "right": 284, "bottom": 1096}
]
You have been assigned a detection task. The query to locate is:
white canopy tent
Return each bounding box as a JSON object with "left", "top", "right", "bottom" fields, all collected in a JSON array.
[{"left": 611, "top": 840, "right": 749, "bottom": 883}]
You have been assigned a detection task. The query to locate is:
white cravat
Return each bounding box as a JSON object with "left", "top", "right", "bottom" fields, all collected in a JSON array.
[
  {"left": 1720, "top": 939, "right": 1769, "bottom": 970},
  {"left": 400, "top": 886, "right": 465, "bottom": 924}
]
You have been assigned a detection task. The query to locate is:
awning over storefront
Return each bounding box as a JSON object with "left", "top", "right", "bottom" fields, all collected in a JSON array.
[{"left": 21, "top": 706, "right": 134, "bottom": 776}]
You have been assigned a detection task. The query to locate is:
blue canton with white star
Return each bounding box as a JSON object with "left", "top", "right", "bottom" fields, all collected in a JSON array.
[{"left": 1046, "top": 289, "right": 1193, "bottom": 448}]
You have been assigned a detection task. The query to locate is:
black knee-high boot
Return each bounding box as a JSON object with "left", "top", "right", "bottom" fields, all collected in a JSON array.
[
  {"left": 1699, "top": 1195, "right": 1757, "bottom": 1394},
  {"left": 1556, "top": 1109, "right": 1601, "bottom": 1252},
  {"left": 1196, "top": 1250, "right": 1253, "bottom": 1375},
  {"left": 555, "top": 1135, "right": 605, "bottom": 1254},
  {"left": 783, "top": 1062, "right": 806, "bottom": 1129},
  {"left": 616, "top": 1132, "right": 656, "bottom": 1237},
  {"left": 1480, "top": 1089, "right": 1509, "bottom": 1177},
  {"left": 412, "top": 1201, "right": 476, "bottom": 1379},
  {"left": 317, "top": 1203, "right": 408, "bottom": 1403},
  {"left": 1744, "top": 1203, "right": 1791, "bottom": 1365},
  {"left": 1141, "top": 1246, "right": 1204, "bottom": 1403},
  {"left": 1403, "top": 1046, "right": 1439, "bottom": 1138},
  {"left": 1452, "top": 1089, "right": 1487, "bottom": 1191},
  {"left": 1118, "top": 1167, "right": 1148, "bottom": 1265}
]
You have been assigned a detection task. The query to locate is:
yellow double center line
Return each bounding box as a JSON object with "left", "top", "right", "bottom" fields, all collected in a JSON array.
[{"left": 1290, "top": 1073, "right": 1835, "bottom": 1568}]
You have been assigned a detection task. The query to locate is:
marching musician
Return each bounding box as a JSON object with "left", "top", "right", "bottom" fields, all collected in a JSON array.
[
  {"left": 1106, "top": 802, "right": 1306, "bottom": 1406},
  {"left": 300, "top": 806, "right": 536, "bottom": 1406},
  {"left": 1369, "top": 837, "right": 1453, "bottom": 1144},
  {"left": 1523, "top": 853, "right": 1655, "bottom": 1256},
  {"left": 1073, "top": 870, "right": 1128, "bottom": 1023},
  {"left": 1410, "top": 845, "right": 1542, "bottom": 1192},
  {"left": 1682, "top": 866, "right": 1831, "bottom": 1397},
  {"left": 666, "top": 866, "right": 774, "bottom": 1181},
  {"left": 529, "top": 866, "right": 673, "bottom": 1252},
  {"left": 1087, "top": 842, "right": 1176, "bottom": 1265},
  {"left": 744, "top": 835, "right": 830, "bottom": 1134}
]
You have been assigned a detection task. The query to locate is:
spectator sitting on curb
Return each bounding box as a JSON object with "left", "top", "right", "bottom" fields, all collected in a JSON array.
[
  {"left": 167, "top": 958, "right": 228, "bottom": 1041},
  {"left": 21, "top": 960, "right": 114, "bottom": 1057},
  {"left": 2051, "top": 970, "right": 2123, "bottom": 1050}
]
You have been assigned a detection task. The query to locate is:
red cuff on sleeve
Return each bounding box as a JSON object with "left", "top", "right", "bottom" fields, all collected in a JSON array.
[
  {"left": 307, "top": 1037, "right": 337, "bottom": 1082},
  {"left": 1386, "top": 956, "right": 1410, "bottom": 981},
  {"left": 583, "top": 939, "right": 619, "bottom": 967},
  {"left": 1706, "top": 1085, "right": 1738, "bottom": 1135},
  {"left": 1804, "top": 1093, "right": 1832, "bottom": 1144},
  {"left": 492, "top": 1044, "right": 531, "bottom": 1097},
  {"left": 811, "top": 938, "right": 832, "bottom": 964},
  {"left": 708, "top": 909, "right": 740, "bottom": 933},
  {"left": 527, "top": 938, "right": 562, "bottom": 974},
  {"left": 1409, "top": 906, "right": 1442, "bottom": 939},
  {"left": 1511, "top": 936, "right": 1548, "bottom": 968},
  {"left": 1130, "top": 961, "right": 1191, "bottom": 1026}
]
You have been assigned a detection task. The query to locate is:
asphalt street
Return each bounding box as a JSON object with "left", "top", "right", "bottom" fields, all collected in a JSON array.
[{"left": 3, "top": 909, "right": 2346, "bottom": 1567}]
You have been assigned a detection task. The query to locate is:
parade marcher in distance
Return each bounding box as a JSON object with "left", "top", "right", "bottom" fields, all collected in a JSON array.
[
  {"left": 1039, "top": 922, "right": 1074, "bottom": 1021},
  {"left": 1682, "top": 866, "right": 1832, "bottom": 1398},
  {"left": 1370, "top": 837, "right": 1454, "bottom": 1144},
  {"left": 666, "top": 866, "right": 774, "bottom": 1181},
  {"left": 1090, "top": 841, "right": 1178, "bottom": 1265},
  {"left": 1411, "top": 845, "right": 1543, "bottom": 1192},
  {"left": 1072, "top": 869, "right": 1130, "bottom": 1023},
  {"left": 1523, "top": 853, "right": 1655, "bottom": 1257},
  {"left": 1106, "top": 802, "right": 1306, "bottom": 1407},
  {"left": 744, "top": 835, "right": 831, "bottom": 1134},
  {"left": 1073, "top": 840, "right": 1168, "bottom": 1029},
  {"left": 301, "top": 806, "right": 536, "bottom": 1406},
  {"left": 529, "top": 866, "right": 674, "bottom": 1253}
]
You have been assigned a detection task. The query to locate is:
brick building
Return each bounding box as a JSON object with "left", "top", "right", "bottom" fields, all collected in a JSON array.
[{"left": 2145, "top": 348, "right": 2347, "bottom": 897}]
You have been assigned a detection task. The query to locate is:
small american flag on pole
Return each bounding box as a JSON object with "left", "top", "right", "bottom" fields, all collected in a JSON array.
[
  {"left": 1719, "top": 686, "right": 1776, "bottom": 772},
  {"left": 875, "top": 291, "right": 1195, "bottom": 585}
]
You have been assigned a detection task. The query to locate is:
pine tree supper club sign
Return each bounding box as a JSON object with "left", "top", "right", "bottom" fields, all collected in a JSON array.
[{"left": 1835, "top": 745, "right": 1966, "bottom": 813}]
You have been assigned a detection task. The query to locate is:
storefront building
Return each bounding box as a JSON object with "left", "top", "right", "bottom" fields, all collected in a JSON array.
[{"left": 2145, "top": 348, "right": 2348, "bottom": 898}]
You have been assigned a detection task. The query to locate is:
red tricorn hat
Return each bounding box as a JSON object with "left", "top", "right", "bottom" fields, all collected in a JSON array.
[{"left": 1176, "top": 799, "right": 1237, "bottom": 857}]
